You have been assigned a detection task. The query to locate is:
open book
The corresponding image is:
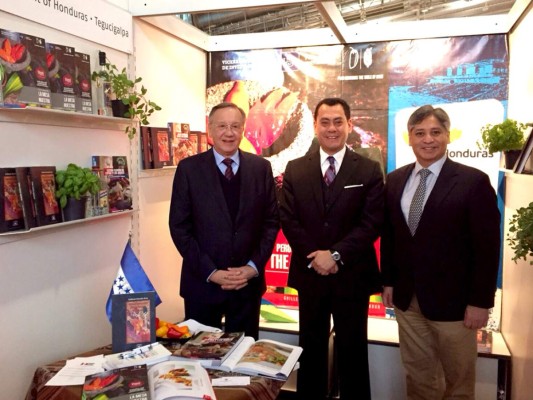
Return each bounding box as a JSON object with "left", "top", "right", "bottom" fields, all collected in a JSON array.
[
  {"left": 207, "top": 337, "right": 302, "bottom": 380},
  {"left": 82, "top": 361, "right": 216, "bottom": 400},
  {"left": 172, "top": 331, "right": 245, "bottom": 367}
]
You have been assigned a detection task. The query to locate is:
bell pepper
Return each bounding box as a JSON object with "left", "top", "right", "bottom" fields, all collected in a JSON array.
[{"left": 166, "top": 326, "right": 184, "bottom": 339}]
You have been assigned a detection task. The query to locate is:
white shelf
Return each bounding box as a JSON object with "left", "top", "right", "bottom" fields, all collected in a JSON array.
[
  {"left": 0, "top": 106, "right": 131, "bottom": 131},
  {"left": 0, "top": 209, "right": 136, "bottom": 241}
]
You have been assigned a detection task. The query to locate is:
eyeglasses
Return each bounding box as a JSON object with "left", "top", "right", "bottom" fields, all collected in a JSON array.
[{"left": 212, "top": 123, "right": 243, "bottom": 133}]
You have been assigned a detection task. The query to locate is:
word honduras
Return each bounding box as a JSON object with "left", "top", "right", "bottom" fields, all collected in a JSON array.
[{"left": 33, "top": 0, "right": 130, "bottom": 38}]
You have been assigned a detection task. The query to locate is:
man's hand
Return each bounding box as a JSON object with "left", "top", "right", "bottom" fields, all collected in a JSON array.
[
  {"left": 464, "top": 305, "right": 489, "bottom": 330},
  {"left": 382, "top": 286, "right": 394, "bottom": 308},
  {"left": 307, "top": 250, "right": 339, "bottom": 275},
  {"left": 210, "top": 266, "right": 255, "bottom": 290}
]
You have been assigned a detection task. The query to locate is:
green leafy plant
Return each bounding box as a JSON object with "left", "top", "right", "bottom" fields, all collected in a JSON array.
[
  {"left": 91, "top": 61, "right": 161, "bottom": 139},
  {"left": 55, "top": 163, "right": 100, "bottom": 209},
  {"left": 477, "top": 118, "right": 527, "bottom": 155},
  {"left": 507, "top": 201, "right": 533, "bottom": 265}
]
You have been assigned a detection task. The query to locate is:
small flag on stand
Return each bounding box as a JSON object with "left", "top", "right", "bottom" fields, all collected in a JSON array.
[{"left": 105, "top": 241, "right": 162, "bottom": 322}]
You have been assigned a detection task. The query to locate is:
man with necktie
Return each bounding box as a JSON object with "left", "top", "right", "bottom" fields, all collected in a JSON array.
[
  {"left": 381, "top": 105, "right": 501, "bottom": 399},
  {"left": 169, "top": 102, "right": 279, "bottom": 339},
  {"left": 279, "top": 97, "right": 384, "bottom": 400}
]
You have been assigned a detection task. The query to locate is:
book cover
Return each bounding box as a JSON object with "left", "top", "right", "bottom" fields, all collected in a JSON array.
[
  {"left": 168, "top": 123, "right": 195, "bottom": 166},
  {"left": 151, "top": 127, "right": 173, "bottom": 168},
  {"left": 92, "top": 156, "right": 132, "bottom": 213},
  {"left": 0, "top": 168, "right": 25, "bottom": 232},
  {"left": 148, "top": 360, "right": 216, "bottom": 400},
  {"left": 45, "top": 42, "right": 77, "bottom": 111},
  {"left": 140, "top": 126, "right": 154, "bottom": 170},
  {"left": 173, "top": 331, "right": 245, "bottom": 367},
  {"left": 29, "top": 166, "right": 62, "bottom": 226},
  {"left": 477, "top": 329, "right": 493, "bottom": 354},
  {"left": 15, "top": 167, "right": 37, "bottom": 229},
  {"left": 0, "top": 29, "right": 51, "bottom": 107},
  {"left": 82, "top": 364, "right": 149, "bottom": 400},
  {"left": 196, "top": 131, "right": 209, "bottom": 153},
  {"left": 112, "top": 291, "right": 156, "bottom": 353},
  {"left": 208, "top": 337, "right": 302, "bottom": 381},
  {"left": 74, "top": 51, "right": 92, "bottom": 114}
]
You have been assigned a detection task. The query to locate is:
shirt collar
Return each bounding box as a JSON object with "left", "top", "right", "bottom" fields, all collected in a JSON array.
[
  {"left": 213, "top": 149, "right": 240, "bottom": 167},
  {"left": 320, "top": 146, "right": 346, "bottom": 167},
  {"left": 413, "top": 154, "right": 446, "bottom": 177}
]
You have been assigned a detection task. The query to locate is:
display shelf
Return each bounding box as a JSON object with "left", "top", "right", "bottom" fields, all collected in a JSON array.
[
  {"left": 139, "top": 167, "right": 177, "bottom": 179},
  {"left": 0, "top": 209, "right": 136, "bottom": 241},
  {"left": 0, "top": 106, "right": 130, "bottom": 131}
]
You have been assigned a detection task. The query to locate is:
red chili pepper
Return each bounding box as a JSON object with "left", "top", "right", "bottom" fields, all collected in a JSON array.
[
  {"left": 46, "top": 53, "right": 54, "bottom": 68},
  {"left": 11, "top": 43, "right": 26, "bottom": 62},
  {"left": 0, "top": 39, "right": 15, "bottom": 63}
]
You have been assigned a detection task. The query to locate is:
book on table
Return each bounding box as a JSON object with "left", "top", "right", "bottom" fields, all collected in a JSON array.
[
  {"left": 174, "top": 333, "right": 303, "bottom": 381},
  {"left": 104, "top": 342, "right": 172, "bottom": 370},
  {"left": 477, "top": 329, "right": 493, "bottom": 354},
  {"left": 172, "top": 330, "right": 245, "bottom": 367},
  {"left": 82, "top": 360, "right": 216, "bottom": 400}
]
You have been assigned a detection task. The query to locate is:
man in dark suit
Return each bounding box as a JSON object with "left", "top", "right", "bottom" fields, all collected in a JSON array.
[
  {"left": 169, "top": 102, "right": 279, "bottom": 339},
  {"left": 279, "top": 97, "right": 384, "bottom": 400},
  {"left": 381, "top": 105, "right": 501, "bottom": 399}
]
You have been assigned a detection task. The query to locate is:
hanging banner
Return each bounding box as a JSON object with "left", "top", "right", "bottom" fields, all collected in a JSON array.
[
  {"left": 206, "top": 34, "right": 509, "bottom": 319},
  {"left": 2, "top": 0, "right": 132, "bottom": 53}
]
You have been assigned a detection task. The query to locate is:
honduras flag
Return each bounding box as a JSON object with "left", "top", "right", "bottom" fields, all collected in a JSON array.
[{"left": 105, "top": 241, "right": 162, "bottom": 322}]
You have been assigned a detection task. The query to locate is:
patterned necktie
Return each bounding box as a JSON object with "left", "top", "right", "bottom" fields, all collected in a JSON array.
[
  {"left": 408, "top": 168, "right": 431, "bottom": 235},
  {"left": 324, "top": 156, "right": 336, "bottom": 186},
  {"left": 222, "top": 158, "right": 234, "bottom": 180}
]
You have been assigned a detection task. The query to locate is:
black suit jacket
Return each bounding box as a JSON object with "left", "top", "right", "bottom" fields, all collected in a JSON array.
[
  {"left": 169, "top": 149, "right": 279, "bottom": 304},
  {"left": 279, "top": 148, "right": 384, "bottom": 296},
  {"left": 381, "top": 158, "right": 501, "bottom": 321}
]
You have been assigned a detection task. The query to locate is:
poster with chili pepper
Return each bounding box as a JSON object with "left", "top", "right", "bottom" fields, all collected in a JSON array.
[{"left": 0, "top": 29, "right": 51, "bottom": 107}]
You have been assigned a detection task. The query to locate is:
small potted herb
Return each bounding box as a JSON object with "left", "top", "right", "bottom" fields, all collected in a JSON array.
[
  {"left": 477, "top": 119, "right": 527, "bottom": 169},
  {"left": 91, "top": 55, "right": 161, "bottom": 139},
  {"left": 507, "top": 201, "right": 533, "bottom": 265},
  {"left": 55, "top": 163, "right": 100, "bottom": 221}
]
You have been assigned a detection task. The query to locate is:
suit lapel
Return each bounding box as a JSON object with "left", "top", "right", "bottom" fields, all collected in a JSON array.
[{"left": 424, "top": 159, "right": 458, "bottom": 211}]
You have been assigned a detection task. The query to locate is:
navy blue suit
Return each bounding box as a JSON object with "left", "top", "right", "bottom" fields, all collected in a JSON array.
[{"left": 169, "top": 149, "right": 279, "bottom": 337}]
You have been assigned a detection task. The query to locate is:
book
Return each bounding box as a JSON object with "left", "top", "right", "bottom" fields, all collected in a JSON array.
[
  {"left": 207, "top": 337, "right": 302, "bottom": 381},
  {"left": 82, "top": 364, "right": 150, "bottom": 400},
  {"left": 92, "top": 156, "right": 132, "bottom": 213},
  {"left": 148, "top": 360, "right": 216, "bottom": 400},
  {"left": 0, "top": 167, "right": 25, "bottom": 232},
  {"left": 140, "top": 126, "right": 154, "bottom": 169},
  {"left": 151, "top": 127, "right": 173, "bottom": 168},
  {"left": 0, "top": 29, "right": 51, "bottom": 108},
  {"left": 477, "top": 329, "right": 493, "bottom": 354},
  {"left": 45, "top": 42, "right": 77, "bottom": 111},
  {"left": 74, "top": 51, "right": 93, "bottom": 114},
  {"left": 112, "top": 291, "right": 156, "bottom": 353},
  {"left": 168, "top": 123, "right": 195, "bottom": 166},
  {"left": 15, "top": 167, "right": 37, "bottom": 229},
  {"left": 514, "top": 125, "right": 533, "bottom": 174},
  {"left": 29, "top": 166, "right": 62, "bottom": 226},
  {"left": 104, "top": 342, "right": 172, "bottom": 370},
  {"left": 172, "top": 331, "right": 245, "bottom": 367},
  {"left": 197, "top": 131, "right": 209, "bottom": 153}
]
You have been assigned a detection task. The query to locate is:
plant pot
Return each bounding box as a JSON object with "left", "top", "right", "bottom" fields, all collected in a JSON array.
[
  {"left": 504, "top": 149, "right": 521, "bottom": 170},
  {"left": 111, "top": 99, "right": 129, "bottom": 118},
  {"left": 62, "top": 196, "right": 87, "bottom": 221}
]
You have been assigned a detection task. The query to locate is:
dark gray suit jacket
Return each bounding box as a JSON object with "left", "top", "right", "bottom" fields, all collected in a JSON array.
[
  {"left": 169, "top": 149, "right": 279, "bottom": 303},
  {"left": 381, "top": 158, "right": 501, "bottom": 321},
  {"left": 279, "top": 148, "right": 384, "bottom": 296}
]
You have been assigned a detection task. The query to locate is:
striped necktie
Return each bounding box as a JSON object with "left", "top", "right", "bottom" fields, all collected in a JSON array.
[
  {"left": 324, "top": 156, "right": 336, "bottom": 186},
  {"left": 222, "top": 158, "right": 234, "bottom": 180}
]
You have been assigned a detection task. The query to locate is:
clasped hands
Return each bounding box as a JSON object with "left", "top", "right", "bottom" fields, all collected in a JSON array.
[
  {"left": 307, "top": 250, "right": 339, "bottom": 276},
  {"left": 211, "top": 265, "right": 256, "bottom": 290}
]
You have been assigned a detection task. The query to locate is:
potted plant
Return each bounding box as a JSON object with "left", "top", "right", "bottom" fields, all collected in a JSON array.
[
  {"left": 508, "top": 202, "right": 533, "bottom": 265},
  {"left": 477, "top": 118, "right": 527, "bottom": 169},
  {"left": 55, "top": 163, "right": 100, "bottom": 221},
  {"left": 91, "top": 59, "right": 161, "bottom": 139}
]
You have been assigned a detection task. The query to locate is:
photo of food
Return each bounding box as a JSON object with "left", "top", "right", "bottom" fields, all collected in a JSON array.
[{"left": 240, "top": 342, "right": 289, "bottom": 367}]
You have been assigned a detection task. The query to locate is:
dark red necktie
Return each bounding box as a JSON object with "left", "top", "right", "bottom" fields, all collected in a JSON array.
[
  {"left": 222, "top": 158, "right": 234, "bottom": 180},
  {"left": 324, "top": 156, "right": 336, "bottom": 186}
]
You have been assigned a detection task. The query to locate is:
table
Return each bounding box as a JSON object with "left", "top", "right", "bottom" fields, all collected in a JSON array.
[{"left": 25, "top": 345, "right": 284, "bottom": 400}]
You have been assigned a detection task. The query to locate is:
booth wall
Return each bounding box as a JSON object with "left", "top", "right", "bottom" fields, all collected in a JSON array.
[{"left": 503, "top": 5, "right": 533, "bottom": 398}]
